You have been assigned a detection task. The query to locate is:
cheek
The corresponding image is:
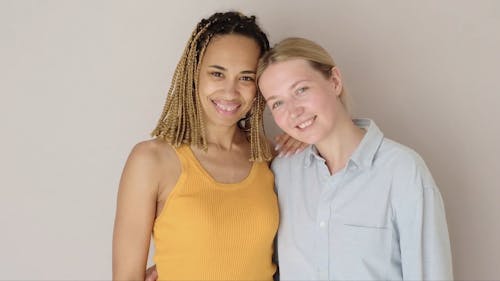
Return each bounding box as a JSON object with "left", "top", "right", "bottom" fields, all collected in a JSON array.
[
  {"left": 198, "top": 77, "right": 219, "bottom": 96},
  {"left": 243, "top": 85, "right": 257, "bottom": 100},
  {"left": 271, "top": 111, "right": 288, "bottom": 130},
  {"left": 310, "top": 93, "right": 335, "bottom": 114}
]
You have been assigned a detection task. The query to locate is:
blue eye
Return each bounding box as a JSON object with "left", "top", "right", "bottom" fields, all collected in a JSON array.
[
  {"left": 296, "top": 87, "right": 308, "bottom": 95},
  {"left": 271, "top": 100, "right": 283, "bottom": 110}
]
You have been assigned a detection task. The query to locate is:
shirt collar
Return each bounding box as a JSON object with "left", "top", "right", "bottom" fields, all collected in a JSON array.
[
  {"left": 303, "top": 145, "right": 323, "bottom": 168},
  {"left": 350, "top": 119, "right": 384, "bottom": 169},
  {"left": 303, "top": 118, "right": 384, "bottom": 169}
]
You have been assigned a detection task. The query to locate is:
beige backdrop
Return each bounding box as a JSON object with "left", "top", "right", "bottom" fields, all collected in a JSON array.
[{"left": 1, "top": 0, "right": 498, "bottom": 280}]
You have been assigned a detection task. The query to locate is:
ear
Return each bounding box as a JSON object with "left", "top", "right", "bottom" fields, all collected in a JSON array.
[{"left": 329, "top": 67, "right": 343, "bottom": 96}]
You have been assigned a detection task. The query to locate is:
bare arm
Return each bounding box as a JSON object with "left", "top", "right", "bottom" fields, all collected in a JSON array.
[{"left": 112, "top": 142, "right": 160, "bottom": 280}]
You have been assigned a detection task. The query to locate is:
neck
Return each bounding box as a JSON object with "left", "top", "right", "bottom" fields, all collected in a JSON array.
[
  {"left": 315, "top": 116, "right": 365, "bottom": 175},
  {"left": 203, "top": 123, "right": 246, "bottom": 151}
]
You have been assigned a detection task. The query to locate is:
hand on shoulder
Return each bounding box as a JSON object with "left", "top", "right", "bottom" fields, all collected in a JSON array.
[{"left": 272, "top": 133, "right": 309, "bottom": 158}]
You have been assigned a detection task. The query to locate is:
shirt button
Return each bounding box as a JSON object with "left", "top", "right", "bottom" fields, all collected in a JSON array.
[{"left": 319, "top": 221, "right": 326, "bottom": 228}]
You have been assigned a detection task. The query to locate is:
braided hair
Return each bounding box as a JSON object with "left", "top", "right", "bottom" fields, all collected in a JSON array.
[{"left": 151, "top": 11, "right": 272, "bottom": 161}]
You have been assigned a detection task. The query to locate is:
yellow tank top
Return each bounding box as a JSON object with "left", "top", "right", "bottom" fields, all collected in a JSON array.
[{"left": 153, "top": 145, "right": 279, "bottom": 280}]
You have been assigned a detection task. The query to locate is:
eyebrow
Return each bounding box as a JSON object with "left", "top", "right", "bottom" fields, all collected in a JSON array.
[
  {"left": 264, "top": 79, "right": 310, "bottom": 102},
  {"left": 289, "top": 79, "right": 309, "bottom": 90},
  {"left": 264, "top": 95, "right": 278, "bottom": 102},
  {"left": 208, "top": 65, "right": 256, "bottom": 74}
]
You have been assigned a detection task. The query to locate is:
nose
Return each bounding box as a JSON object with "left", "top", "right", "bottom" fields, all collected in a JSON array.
[
  {"left": 224, "top": 79, "right": 239, "bottom": 97},
  {"left": 287, "top": 100, "right": 304, "bottom": 119}
]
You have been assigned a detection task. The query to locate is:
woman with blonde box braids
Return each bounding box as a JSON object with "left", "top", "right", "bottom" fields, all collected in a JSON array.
[{"left": 112, "top": 11, "right": 304, "bottom": 280}]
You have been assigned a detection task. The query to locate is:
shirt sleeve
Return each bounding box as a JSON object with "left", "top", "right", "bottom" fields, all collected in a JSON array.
[{"left": 394, "top": 161, "right": 454, "bottom": 280}]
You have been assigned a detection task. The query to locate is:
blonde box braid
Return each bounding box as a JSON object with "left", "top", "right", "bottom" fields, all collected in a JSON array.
[{"left": 152, "top": 12, "right": 272, "bottom": 161}]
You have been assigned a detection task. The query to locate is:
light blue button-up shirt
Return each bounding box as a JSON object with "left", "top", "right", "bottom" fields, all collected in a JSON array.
[{"left": 272, "top": 119, "right": 453, "bottom": 280}]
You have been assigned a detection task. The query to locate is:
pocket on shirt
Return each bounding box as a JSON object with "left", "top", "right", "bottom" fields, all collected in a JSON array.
[
  {"left": 332, "top": 215, "right": 392, "bottom": 261},
  {"left": 331, "top": 220, "right": 392, "bottom": 280},
  {"left": 333, "top": 200, "right": 389, "bottom": 241},
  {"left": 334, "top": 219, "right": 389, "bottom": 247},
  {"left": 342, "top": 222, "right": 388, "bottom": 229}
]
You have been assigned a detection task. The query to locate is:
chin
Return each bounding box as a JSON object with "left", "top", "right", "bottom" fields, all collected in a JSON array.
[
  {"left": 287, "top": 133, "right": 312, "bottom": 145},
  {"left": 298, "top": 134, "right": 321, "bottom": 145}
]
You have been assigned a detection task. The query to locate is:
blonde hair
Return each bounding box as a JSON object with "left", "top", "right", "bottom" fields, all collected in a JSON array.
[
  {"left": 257, "top": 37, "right": 348, "bottom": 110},
  {"left": 151, "top": 12, "right": 272, "bottom": 161}
]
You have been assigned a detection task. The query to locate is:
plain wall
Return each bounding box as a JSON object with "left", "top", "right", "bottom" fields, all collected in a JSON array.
[{"left": 1, "top": 0, "right": 499, "bottom": 280}]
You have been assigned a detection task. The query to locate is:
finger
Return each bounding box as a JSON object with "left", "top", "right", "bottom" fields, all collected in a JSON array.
[
  {"left": 144, "top": 265, "right": 158, "bottom": 281},
  {"left": 289, "top": 140, "right": 306, "bottom": 155},
  {"left": 145, "top": 271, "right": 158, "bottom": 281},
  {"left": 296, "top": 142, "right": 309, "bottom": 154},
  {"left": 274, "top": 133, "right": 291, "bottom": 151},
  {"left": 284, "top": 139, "right": 305, "bottom": 157},
  {"left": 277, "top": 136, "right": 298, "bottom": 157},
  {"left": 274, "top": 133, "right": 290, "bottom": 148}
]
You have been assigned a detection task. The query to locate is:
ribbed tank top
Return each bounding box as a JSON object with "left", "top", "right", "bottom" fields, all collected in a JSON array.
[{"left": 153, "top": 145, "right": 279, "bottom": 280}]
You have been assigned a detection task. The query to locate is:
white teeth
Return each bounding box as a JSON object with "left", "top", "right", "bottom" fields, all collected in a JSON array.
[
  {"left": 214, "top": 102, "right": 239, "bottom": 112},
  {"left": 297, "top": 118, "right": 314, "bottom": 129}
]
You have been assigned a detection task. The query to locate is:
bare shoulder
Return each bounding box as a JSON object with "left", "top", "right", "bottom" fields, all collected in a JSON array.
[
  {"left": 122, "top": 139, "right": 180, "bottom": 189},
  {"left": 113, "top": 140, "right": 176, "bottom": 278},
  {"left": 129, "top": 138, "right": 177, "bottom": 164}
]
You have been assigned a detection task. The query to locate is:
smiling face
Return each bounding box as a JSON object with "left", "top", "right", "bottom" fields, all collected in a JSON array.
[
  {"left": 259, "top": 59, "right": 345, "bottom": 144},
  {"left": 197, "top": 34, "right": 261, "bottom": 129}
]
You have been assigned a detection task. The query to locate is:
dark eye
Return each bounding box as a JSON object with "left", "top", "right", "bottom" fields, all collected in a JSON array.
[
  {"left": 240, "top": 76, "right": 255, "bottom": 82},
  {"left": 271, "top": 100, "right": 283, "bottom": 110},
  {"left": 210, "top": 72, "right": 223, "bottom": 78}
]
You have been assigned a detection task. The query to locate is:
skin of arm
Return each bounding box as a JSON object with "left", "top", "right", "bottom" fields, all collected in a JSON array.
[{"left": 113, "top": 141, "right": 170, "bottom": 280}]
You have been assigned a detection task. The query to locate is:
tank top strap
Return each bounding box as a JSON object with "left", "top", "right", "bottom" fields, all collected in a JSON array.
[{"left": 169, "top": 145, "right": 190, "bottom": 174}]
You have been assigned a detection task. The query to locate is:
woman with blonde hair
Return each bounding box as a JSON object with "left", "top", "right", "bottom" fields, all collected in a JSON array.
[{"left": 257, "top": 37, "right": 453, "bottom": 280}]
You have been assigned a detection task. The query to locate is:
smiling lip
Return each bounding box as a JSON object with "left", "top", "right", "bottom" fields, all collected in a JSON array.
[
  {"left": 212, "top": 100, "right": 241, "bottom": 115},
  {"left": 295, "top": 116, "right": 316, "bottom": 130}
]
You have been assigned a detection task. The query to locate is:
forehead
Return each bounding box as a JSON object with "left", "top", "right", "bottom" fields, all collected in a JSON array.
[
  {"left": 259, "top": 59, "right": 320, "bottom": 88},
  {"left": 201, "top": 34, "right": 261, "bottom": 67},
  {"left": 267, "top": 58, "right": 316, "bottom": 74}
]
